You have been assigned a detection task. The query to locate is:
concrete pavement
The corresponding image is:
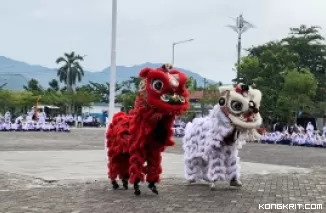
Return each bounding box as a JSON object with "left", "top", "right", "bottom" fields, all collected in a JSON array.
[
  {"left": 2, "top": 130, "right": 326, "bottom": 169},
  {"left": 0, "top": 150, "right": 310, "bottom": 182}
]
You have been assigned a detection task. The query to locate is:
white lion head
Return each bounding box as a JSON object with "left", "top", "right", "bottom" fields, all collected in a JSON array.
[{"left": 218, "top": 83, "right": 262, "bottom": 130}]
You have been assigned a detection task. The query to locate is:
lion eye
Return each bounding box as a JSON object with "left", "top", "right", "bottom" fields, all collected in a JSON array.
[
  {"left": 230, "top": 101, "right": 243, "bottom": 111},
  {"left": 151, "top": 80, "right": 164, "bottom": 91}
]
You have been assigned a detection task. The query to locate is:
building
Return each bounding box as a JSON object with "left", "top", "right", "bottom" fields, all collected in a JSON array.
[
  {"left": 188, "top": 90, "right": 220, "bottom": 117},
  {"left": 81, "top": 102, "right": 122, "bottom": 123},
  {"left": 188, "top": 91, "right": 204, "bottom": 117}
]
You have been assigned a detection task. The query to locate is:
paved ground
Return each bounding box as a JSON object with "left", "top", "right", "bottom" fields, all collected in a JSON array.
[
  {"left": 0, "top": 130, "right": 326, "bottom": 213},
  {"left": 1, "top": 171, "right": 326, "bottom": 213},
  {"left": 1, "top": 130, "right": 326, "bottom": 168},
  {"left": 0, "top": 150, "right": 310, "bottom": 181}
]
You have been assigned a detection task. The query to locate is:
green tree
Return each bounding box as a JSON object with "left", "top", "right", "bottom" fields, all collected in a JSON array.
[
  {"left": 239, "top": 41, "right": 301, "bottom": 120},
  {"left": 0, "top": 90, "right": 36, "bottom": 114},
  {"left": 56, "top": 51, "right": 85, "bottom": 92},
  {"left": 0, "top": 90, "right": 13, "bottom": 112},
  {"left": 282, "top": 25, "right": 326, "bottom": 103},
  {"left": 23, "top": 79, "right": 43, "bottom": 94},
  {"left": 120, "top": 77, "right": 141, "bottom": 93},
  {"left": 203, "top": 83, "right": 220, "bottom": 104},
  {"left": 88, "top": 81, "right": 122, "bottom": 103},
  {"left": 198, "top": 83, "right": 220, "bottom": 116},
  {"left": 276, "top": 69, "right": 317, "bottom": 122},
  {"left": 71, "top": 90, "right": 100, "bottom": 113},
  {"left": 282, "top": 25, "right": 326, "bottom": 73},
  {"left": 0, "top": 88, "right": 101, "bottom": 115},
  {"left": 117, "top": 92, "right": 137, "bottom": 112},
  {"left": 116, "top": 77, "right": 142, "bottom": 112},
  {"left": 0, "top": 82, "right": 7, "bottom": 90},
  {"left": 11, "top": 91, "right": 36, "bottom": 114},
  {"left": 48, "top": 79, "right": 60, "bottom": 92},
  {"left": 76, "top": 84, "right": 94, "bottom": 93},
  {"left": 41, "top": 91, "right": 64, "bottom": 106},
  {"left": 186, "top": 76, "right": 197, "bottom": 91},
  {"left": 233, "top": 25, "right": 326, "bottom": 122}
]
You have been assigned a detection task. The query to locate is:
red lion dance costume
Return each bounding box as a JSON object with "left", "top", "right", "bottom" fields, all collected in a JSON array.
[{"left": 106, "top": 64, "right": 189, "bottom": 196}]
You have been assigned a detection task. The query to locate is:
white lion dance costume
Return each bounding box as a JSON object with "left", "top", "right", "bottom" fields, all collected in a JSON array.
[{"left": 183, "top": 83, "right": 262, "bottom": 189}]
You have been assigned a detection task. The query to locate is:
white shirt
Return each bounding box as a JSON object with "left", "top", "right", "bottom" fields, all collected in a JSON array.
[
  {"left": 322, "top": 126, "right": 326, "bottom": 136},
  {"left": 56, "top": 116, "right": 62, "bottom": 123},
  {"left": 4, "top": 112, "right": 11, "bottom": 122},
  {"left": 15, "top": 116, "right": 23, "bottom": 123},
  {"left": 306, "top": 123, "right": 314, "bottom": 135}
]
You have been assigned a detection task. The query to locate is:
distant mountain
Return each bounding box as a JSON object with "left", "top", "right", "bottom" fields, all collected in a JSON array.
[{"left": 0, "top": 56, "right": 215, "bottom": 90}]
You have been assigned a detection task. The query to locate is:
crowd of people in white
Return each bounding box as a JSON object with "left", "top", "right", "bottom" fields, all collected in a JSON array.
[
  {"left": 261, "top": 122, "right": 326, "bottom": 147},
  {"left": 0, "top": 110, "right": 72, "bottom": 132},
  {"left": 0, "top": 108, "right": 104, "bottom": 132},
  {"left": 173, "top": 119, "right": 186, "bottom": 137}
]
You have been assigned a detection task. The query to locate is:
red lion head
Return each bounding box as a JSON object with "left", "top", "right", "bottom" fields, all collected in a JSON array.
[{"left": 138, "top": 66, "right": 189, "bottom": 115}]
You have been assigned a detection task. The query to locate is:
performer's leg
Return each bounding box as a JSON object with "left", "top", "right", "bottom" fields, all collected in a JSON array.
[
  {"left": 108, "top": 155, "right": 120, "bottom": 189},
  {"left": 129, "top": 146, "right": 145, "bottom": 195},
  {"left": 184, "top": 157, "right": 205, "bottom": 183},
  {"left": 117, "top": 153, "right": 130, "bottom": 190},
  {"left": 145, "top": 147, "right": 162, "bottom": 195},
  {"left": 224, "top": 145, "right": 242, "bottom": 187},
  {"left": 107, "top": 137, "right": 124, "bottom": 189},
  {"left": 183, "top": 137, "right": 207, "bottom": 183},
  {"left": 206, "top": 147, "right": 226, "bottom": 188}
]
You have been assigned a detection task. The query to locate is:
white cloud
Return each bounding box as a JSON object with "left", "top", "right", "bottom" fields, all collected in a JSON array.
[{"left": 0, "top": 0, "right": 326, "bottom": 83}]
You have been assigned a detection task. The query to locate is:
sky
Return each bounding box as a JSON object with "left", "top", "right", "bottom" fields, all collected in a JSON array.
[{"left": 1, "top": 0, "right": 326, "bottom": 84}]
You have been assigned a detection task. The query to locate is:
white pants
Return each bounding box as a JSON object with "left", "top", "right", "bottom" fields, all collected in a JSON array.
[{"left": 3, "top": 122, "right": 11, "bottom": 130}]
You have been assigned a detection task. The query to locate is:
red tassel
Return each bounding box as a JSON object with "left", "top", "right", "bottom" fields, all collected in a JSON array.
[{"left": 235, "top": 86, "right": 243, "bottom": 94}]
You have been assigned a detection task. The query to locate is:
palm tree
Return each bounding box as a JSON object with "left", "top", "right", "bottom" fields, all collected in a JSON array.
[{"left": 56, "top": 52, "right": 85, "bottom": 92}]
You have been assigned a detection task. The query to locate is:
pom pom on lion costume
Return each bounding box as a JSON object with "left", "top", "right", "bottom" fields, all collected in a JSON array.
[
  {"left": 183, "top": 83, "right": 262, "bottom": 189},
  {"left": 106, "top": 65, "right": 189, "bottom": 195}
]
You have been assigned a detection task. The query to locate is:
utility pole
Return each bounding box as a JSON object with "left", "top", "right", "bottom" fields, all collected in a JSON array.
[
  {"left": 172, "top": 39, "right": 194, "bottom": 65},
  {"left": 202, "top": 78, "right": 208, "bottom": 116},
  {"left": 203, "top": 77, "right": 208, "bottom": 99},
  {"left": 227, "top": 14, "right": 254, "bottom": 81},
  {"left": 108, "top": 0, "right": 117, "bottom": 125},
  {"left": 203, "top": 78, "right": 208, "bottom": 90}
]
